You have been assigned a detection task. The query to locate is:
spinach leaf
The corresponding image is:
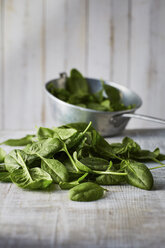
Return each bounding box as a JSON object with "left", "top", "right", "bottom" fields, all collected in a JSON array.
[
  {"left": 37, "top": 127, "right": 55, "bottom": 140},
  {"left": 75, "top": 103, "right": 87, "bottom": 108},
  {"left": 96, "top": 173, "right": 125, "bottom": 185},
  {"left": 0, "top": 172, "right": 12, "bottom": 182},
  {"left": 5, "top": 149, "right": 30, "bottom": 173},
  {"left": 91, "top": 130, "right": 119, "bottom": 160},
  {"left": 61, "top": 158, "right": 76, "bottom": 172},
  {"left": 47, "top": 83, "right": 70, "bottom": 101},
  {"left": 66, "top": 68, "right": 89, "bottom": 95},
  {"left": 100, "top": 99, "right": 113, "bottom": 111},
  {"left": 5, "top": 149, "right": 39, "bottom": 172},
  {"left": 157, "top": 153, "right": 165, "bottom": 161},
  {"left": 106, "top": 138, "right": 140, "bottom": 159},
  {"left": 11, "top": 167, "right": 52, "bottom": 190},
  {"left": 62, "top": 122, "right": 94, "bottom": 132},
  {"left": 65, "top": 132, "right": 83, "bottom": 150},
  {"left": 77, "top": 145, "right": 95, "bottom": 160},
  {"left": 53, "top": 127, "right": 77, "bottom": 140},
  {"left": 109, "top": 143, "right": 126, "bottom": 155},
  {"left": 130, "top": 148, "right": 160, "bottom": 161},
  {"left": 60, "top": 181, "right": 79, "bottom": 190},
  {"left": 0, "top": 163, "right": 6, "bottom": 172},
  {"left": 7, "top": 150, "right": 52, "bottom": 189},
  {"left": 37, "top": 126, "right": 77, "bottom": 141},
  {"left": 41, "top": 157, "right": 69, "bottom": 183},
  {"left": 122, "top": 137, "right": 141, "bottom": 154},
  {"left": 103, "top": 83, "right": 121, "bottom": 105},
  {"left": 0, "top": 148, "right": 6, "bottom": 163},
  {"left": 69, "top": 182, "right": 105, "bottom": 201},
  {"left": 0, "top": 134, "right": 35, "bottom": 146},
  {"left": 65, "top": 122, "right": 92, "bottom": 150},
  {"left": 59, "top": 173, "right": 88, "bottom": 190},
  {"left": 68, "top": 94, "right": 92, "bottom": 105},
  {"left": 80, "top": 157, "right": 109, "bottom": 171},
  {"left": 96, "top": 163, "right": 125, "bottom": 185},
  {"left": 24, "top": 138, "right": 63, "bottom": 157},
  {"left": 87, "top": 102, "right": 109, "bottom": 111},
  {"left": 73, "top": 152, "right": 92, "bottom": 172},
  {"left": 123, "top": 160, "right": 153, "bottom": 190},
  {"left": 92, "top": 89, "right": 104, "bottom": 103}
]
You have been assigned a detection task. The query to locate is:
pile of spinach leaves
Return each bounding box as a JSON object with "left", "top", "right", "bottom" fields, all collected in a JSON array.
[
  {"left": 0, "top": 122, "right": 165, "bottom": 202},
  {"left": 47, "top": 69, "right": 134, "bottom": 112}
]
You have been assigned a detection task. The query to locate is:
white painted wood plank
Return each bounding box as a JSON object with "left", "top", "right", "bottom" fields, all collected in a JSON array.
[
  {"left": 112, "top": 0, "right": 129, "bottom": 87},
  {"left": 0, "top": 0, "right": 4, "bottom": 129},
  {"left": 45, "top": 0, "right": 66, "bottom": 82},
  {"left": 3, "top": 0, "right": 44, "bottom": 130},
  {"left": 44, "top": 0, "right": 88, "bottom": 128},
  {"left": 87, "top": 0, "right": 111, "bottom": 80},
  {"left": 65, "top": 0, "right": 87, "bottom": 75},
  {"left": 44, "top": 0, "right": 66, "bottom": 128},
  {"left": 0, "top": 130, "right": 165, "bottom": 247},
  {"left": 128, "top": 0, "right": 156, "bottom": 129},
  {"left": 146, "top": 0, "right": 165, "bottom": 123}
]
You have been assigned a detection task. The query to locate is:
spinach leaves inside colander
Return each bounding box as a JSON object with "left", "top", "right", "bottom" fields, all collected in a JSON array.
[{"left": 47, "top": 68, "right": 134, "bottom": 112}]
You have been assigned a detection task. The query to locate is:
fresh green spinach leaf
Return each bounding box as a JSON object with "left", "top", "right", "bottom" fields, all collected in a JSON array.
[
  {"left": 103, "top": 84, "right": 121, "bottom": 105},
  {"left": 53, "top": 127, "right": 77, "bottom": 140},
  {"left": 41, "top": 157, "right": 69, "bottom": 183},
  {"left": 69, "top": 182, "right": 105, "bottom": 201},
  {"left": 123, "top": 160, "right": 153, "bottom": 190},
  {"left": 5, "top": 149, "right": 30, "bottom": 173},
  {"left": 66, "top": 68, "right": 89, "bottom": 95},
  {"left": 59, "top": 173, "right": 88, "bottom": 190},
  {"left": 73, "top": 152, "right": 92, "bottom": 172},
  {"left": 96, "top": 163, "right": 126, "bottom": 185},
  {"left": 11, "top": 167, "right": 52, "bottom": 190},
  {"left": 0, "top": 148, "right": 6, "bottom": 163},
  {"left": 0, "top": 134, "right": 35, "bottom": 146},
  {"left": 80, "top": 157, "right": 109, "bottom": 171},
  {"left": 0, "top": 163, "right": 6, "bottom": 172},
  {"left": 0, "top": 172, "right": 12, "bottom": 182},
  {"left": 24, "top": 138, "right": 63, "bottom": 157},
  {"left": 37, "top": 127, "right": 55, "bottom": 140}
]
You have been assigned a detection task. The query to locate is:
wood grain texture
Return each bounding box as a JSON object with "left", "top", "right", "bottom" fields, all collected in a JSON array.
[
  {"left": 128, "top": 0, "right": 165, "bottom": 129},
  {"left": 128, "top": 0, "right": 151, "bottom": 129},
  {"left": 44, "top": 0, "right": 88, "bottom": 128},
  {"left": 0, "top": 0, "right": 4, "bottom": 129},
  {"left": 110, "top": 0, "right": 129, "bottom": 87},
  {"left": 0, "top": 129, "right": 165, "bottom": 248},
  {"left": 3, "top": 0, "right": 44, "bottom": 129},
  {"left": 65, "top": 0, "right": 87, "bottom": 75},
  {"left": 146, "top": 0, "right": 165, "bottom": 124},
  {"left": 44, "top": 0, "right": 66, "bottom": 128},
  {"left": 87, "top": 0, "right": 111, "bottom": 79}
]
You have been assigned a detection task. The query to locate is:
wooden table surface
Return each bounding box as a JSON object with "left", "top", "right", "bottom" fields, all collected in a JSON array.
[{"left": 0, "top": 129, "right": 165, "bottom": 248}]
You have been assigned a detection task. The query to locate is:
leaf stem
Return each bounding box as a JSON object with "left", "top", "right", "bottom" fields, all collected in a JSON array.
[
  {"left": 83, "top": 122, "right": 92, "bottom": 134},
  {"left": 152, "top": 158, "right": 164, "bottom": 166},
  {"left": 149, "top": 164, "right": 165, "bottom": 170},
  {"left": 63, "top": 143, "right": 79, "bottom": 172},
  {"left": 93, "top": 170, "right": 127, "bottom": 176},
  {"left": 77, "top": 173, "right": 88, "bottom": 182}
]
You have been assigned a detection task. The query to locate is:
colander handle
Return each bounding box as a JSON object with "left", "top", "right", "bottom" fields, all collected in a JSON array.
[{"left": 122, "top": 113, "right": 165, "bottom": 125}]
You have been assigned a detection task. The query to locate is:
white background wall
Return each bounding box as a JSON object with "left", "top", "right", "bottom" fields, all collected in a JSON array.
[{"left": 0, "top": 0, "right": 165, "bottom": 131}]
